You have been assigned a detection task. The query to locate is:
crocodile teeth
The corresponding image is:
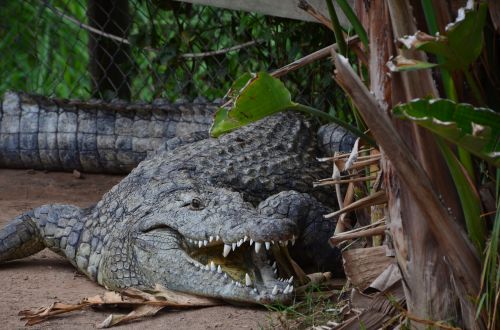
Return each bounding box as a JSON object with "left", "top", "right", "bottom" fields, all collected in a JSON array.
[
  {"left": 232, "top": 243, "right": 237, "bottom": 251},
  {"left": 244, "top": 235, "right": 248, "bottom": 242},
  {"left": 203, "top": 240, "right": 208, "bottom": 246},
  {"left": 249, "top": 239, "right": 254, "bottom": 246},
  {"left": 291, "top": 239, "right": 296, "bottom": 246},
  {"left": 273, "top": 269, "right": 278, "bottom": 275},
  {"left": 237, "top": 239, "right": 243, "bottom": 247},
  {"left": 284, "top": 285, "right": 291, "bottom": 294},
  {"left": 223, "top": 244, "right": 231, "bottom": 257},
  {"left": 198, "top": 241, "right": 203, "bottom": 248},
  {"left": 271, "top": 285, "right": 278, "bottom": 295},
  {"left": 254, "top": 242, "right": 262, "bottom": 253},
  {"left": 288, "top": 276, "right": 294, "bottom": 283},
  {"left": 272, "top": 262, "right": 276, "bottom": 269},
  {"left": 283, "top": 240, "right": 289, "bottom": 246},
  {"left": 210, "top": 261, "right": 216, "bottom": 272},
  {"left": 223, "top": 273, "right": 227, "bottom": 279},
  {"left": 217, "top": 265, "right": 222, "bottom": 274},
  {"left": 205, "top": 264, "right": 209, "bottom": 271},
  {"left": 216, "top": 235, "right": 220, "bottom": 241},
  {"left": 245, "top": 273, "right": 252, "bottom": 286},
  {"left": 265, "top": 242, "right": 271, "bottom": 250},
  {"left": 209, "top": 236, "right": 214, "bottom": 242}
]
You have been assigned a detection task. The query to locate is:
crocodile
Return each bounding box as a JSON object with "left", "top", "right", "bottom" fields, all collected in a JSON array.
[
  {"left": 0, "top": 93, "right": 355, "bottom": 304},
  {"left": 0, "top": 91, "right": 217, "bottom": 173}
]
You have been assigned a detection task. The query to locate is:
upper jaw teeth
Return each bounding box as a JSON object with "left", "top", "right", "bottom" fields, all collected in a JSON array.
[
  {"left": 190, "top": 235, "right": 297, "bottom": 258},
  {"left": 187, "top": 235, "right": 297, "bottom": 256}
]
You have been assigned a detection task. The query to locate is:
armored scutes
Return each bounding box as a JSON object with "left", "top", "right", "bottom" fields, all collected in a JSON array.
[
  {"left": 0, "top": 91, "right": 216, "bottom": 173},
  {"left": 0, "top": 94, "right": 355, "bottom": 304}
]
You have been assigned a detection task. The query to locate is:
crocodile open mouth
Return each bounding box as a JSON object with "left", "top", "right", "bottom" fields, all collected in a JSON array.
[{"left": 182, "top": 235, "right": 297, "bottom": 297}]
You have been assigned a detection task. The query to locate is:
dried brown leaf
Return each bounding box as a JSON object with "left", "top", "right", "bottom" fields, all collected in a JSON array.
[
  {"left": 19, "top": 285, "right": 221, "bottom": 327},
  {"left": 97, "top": 305, "right": 165, "bottom": 328}
]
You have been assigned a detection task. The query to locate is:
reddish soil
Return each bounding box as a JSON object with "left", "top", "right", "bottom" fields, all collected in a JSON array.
[{"left": 0, "top": 169, "right": 275, "bottom": 329}]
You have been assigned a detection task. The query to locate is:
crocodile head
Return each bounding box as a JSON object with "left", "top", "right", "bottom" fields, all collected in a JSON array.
[{"left": 110, "top": 183, "right": 300, "bottom": 305}]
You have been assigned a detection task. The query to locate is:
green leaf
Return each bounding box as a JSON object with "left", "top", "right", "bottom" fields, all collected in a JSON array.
[
  {"left": 398, "top": 2, "right": 488, "bottom": 70},
  {"left": 393, "top": 98, "right": 500, "bottom": 167},
  {"left": 387, "top": 55, "right": 438, "bottom": 72},
  {"left": 335, "top": 0, "right": 369, "bottom": 49},
  {"left": 436, "top": 138, "right": 484, "bottom": 254},
  {"left": 210, "top": 72, "right": 294, "bottom": 137},
  {"left": 222, "top": 72, "right": 253, "bottom": 100},
  {"left": 210, "top": 72, "right": 375, "bottom": 145}
]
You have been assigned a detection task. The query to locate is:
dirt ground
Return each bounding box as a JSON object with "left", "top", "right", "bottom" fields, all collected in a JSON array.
[{"left": 0, "top": 169, "right": 276, "bottom": 330}]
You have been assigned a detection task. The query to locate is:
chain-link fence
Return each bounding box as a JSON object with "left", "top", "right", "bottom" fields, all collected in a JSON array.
[{"left": 1, "top": 0, "right": 348, "bottom": 111}]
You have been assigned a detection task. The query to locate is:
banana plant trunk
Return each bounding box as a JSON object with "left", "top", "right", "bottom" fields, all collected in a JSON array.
[{"left": 347, "top": 0, "right": 484, "bottom": 328}]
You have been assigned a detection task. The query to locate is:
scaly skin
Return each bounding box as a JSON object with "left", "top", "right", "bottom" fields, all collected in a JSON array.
[
  {"left": 0, "top": 110, "right": 353, "bottom": 304},
  {"left": 0, "top": 92, "right": 217, "bottom": 173}
]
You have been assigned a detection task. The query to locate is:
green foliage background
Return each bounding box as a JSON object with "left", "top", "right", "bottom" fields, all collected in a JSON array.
[{"left": 0, "top": 0, "right": 347, "bottom": 112}]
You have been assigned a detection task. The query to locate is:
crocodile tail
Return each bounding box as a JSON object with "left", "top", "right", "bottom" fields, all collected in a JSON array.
[
  {"left": 0, "top": 91, "right": 216, "bottom": 173},
  {"left": 0, "top": 211, "right": 45, "bottom": 263},
  {"left": 0, "top": 204, "right": 84, "bottom": 264},
  {"left": 317, "top": 122, "right": 356, "bottom": 157}
]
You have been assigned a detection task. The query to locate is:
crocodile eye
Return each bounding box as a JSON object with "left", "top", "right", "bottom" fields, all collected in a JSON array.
[{"left": 190, "top": 198, "right": 203, "bottom": 210}]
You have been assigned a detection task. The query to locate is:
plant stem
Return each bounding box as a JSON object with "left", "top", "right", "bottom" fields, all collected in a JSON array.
[
  {"left": 464, "top": 69, "right": 485, "bottom": 106},
  {"left": 436, "top": 137, "right": 484, "bottom": 254},
  {"left": 290, "top": 104, "right": 376, "bottom": 146},
  {"left": 325, "top": 0, "right": 347, "bottom": 55}
]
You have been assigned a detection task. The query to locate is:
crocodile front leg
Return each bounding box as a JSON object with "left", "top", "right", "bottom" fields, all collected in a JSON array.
[
  {"left": 258, "top": 191, "right": 342, "bottom": 274},
  {"left": 0, "top": 205, "right": 86, "bottom": 265}
]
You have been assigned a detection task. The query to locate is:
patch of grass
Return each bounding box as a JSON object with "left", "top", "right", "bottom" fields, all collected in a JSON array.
[{"left": 263, "top": 284, "right": 348, "bottom": 329}]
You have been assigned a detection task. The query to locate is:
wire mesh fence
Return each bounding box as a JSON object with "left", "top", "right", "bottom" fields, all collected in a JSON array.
[{"left": 1, "top": 0, "right": 347, "bottom": 111}]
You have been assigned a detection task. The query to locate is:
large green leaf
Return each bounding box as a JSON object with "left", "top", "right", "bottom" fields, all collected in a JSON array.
[
  {"left": 393, "top": 98, "right": 500, "bottom": 167},
  {"left": 210, "top": 72, "right": 375, "bottom": 144},
  {"left": 210, "top": 72, "right": 294, "bottom": 137},
  {"left": 398, "top": 2, "right": 487, "bottom": 71}
]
